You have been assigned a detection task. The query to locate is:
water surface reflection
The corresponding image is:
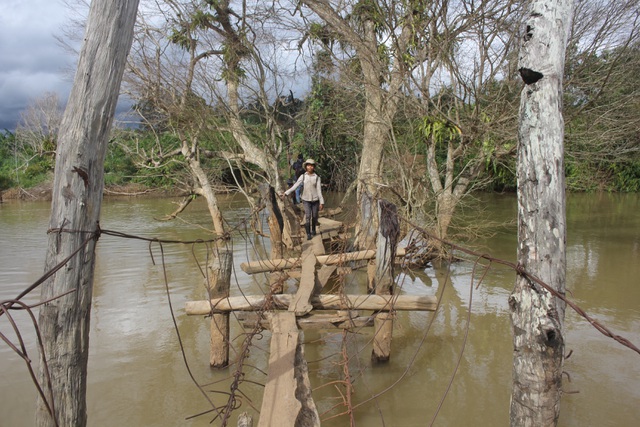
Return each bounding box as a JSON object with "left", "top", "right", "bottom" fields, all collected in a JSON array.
[{"left": 0, "top": 193, "right": 638, "bottom": 426}]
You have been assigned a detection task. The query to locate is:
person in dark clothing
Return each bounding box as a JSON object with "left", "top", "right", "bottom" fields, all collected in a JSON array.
[
  {"left": 291, "top": 154, "right": 304, "bottom": 204},
  {"left": 281, "top": 158, "right": 324, "bottom": 240}
]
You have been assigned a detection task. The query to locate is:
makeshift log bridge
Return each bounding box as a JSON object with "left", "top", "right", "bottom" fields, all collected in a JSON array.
[{"left": 185, "top": 206, "right": 438, "bottom": 426}]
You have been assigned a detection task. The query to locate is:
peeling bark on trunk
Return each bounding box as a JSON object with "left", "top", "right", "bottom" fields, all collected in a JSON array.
[
  {"left": 35, "top": 1, "right": 140, "bottom": 426},
  {"left": 510, "top": 1, "right": 573, "bottom": 426}
]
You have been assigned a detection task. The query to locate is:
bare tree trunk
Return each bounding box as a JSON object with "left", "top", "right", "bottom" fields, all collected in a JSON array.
[
  {"left": 208, "top": 245, "right": 232, "bottom": 367},
  {"left": 182, "top": 139, "right": 225, "bottom": 234},
  {"left": 510, "top": 1, "right": 573, "bottom": 426},
  {"left": 371, "top": 200, "right": 398, "bottom": 362},
  {"left": 300, "top": 1, "right": 412, "bottom": 250},
  {"left": 355, "top": 115, "right": 389, "bottom": 249},
  {"left": 35, "top": 1, "right": 139, "bottom": 426},
  {"left": 226, "top": 74, "right": 298, "bottom": 249}
]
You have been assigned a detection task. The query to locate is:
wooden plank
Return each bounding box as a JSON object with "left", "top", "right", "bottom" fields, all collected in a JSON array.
[
  {"left": 372, "top": 312, "right": 394, "bottom": 362},
  {"left": 185, "top": 294, "right": 438, "bottom": 314},
  {"left": 319, "top": 217, "right": 343, "bottom": 227},
  {"left": 315, "top": 264, "right": 337, "bottom": 293},
  {"left": 320, "top": 207, "right": 343, "bottom": 217},
  {"left": 296, "top": 219, "right": 340, "bottom": 230},
  {"left": 288, "top": 241, "right": 318, "bottom": 316},
  {"left": 309, "top": 233, "right": 325, "bottom": 254},
  {"left": 259, "top": 312, "right": 301, "bottom": 427}
]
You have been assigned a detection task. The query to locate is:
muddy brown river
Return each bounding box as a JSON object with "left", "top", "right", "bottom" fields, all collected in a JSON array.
[{"left": 1, "top": 193, "right": 638, "bottom": 426}]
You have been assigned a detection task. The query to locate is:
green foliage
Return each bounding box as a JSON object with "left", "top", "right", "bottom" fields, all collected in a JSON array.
[
  {"left": 296, "top": 77, "right": 363, "bottom": 191},
  {"left": 610, "top": 162, "right": 640, "bottom": 192},
  {"left": 0, "top": 129, "right": 55, "bottom": 188},
  {"left": 104, "top": 139, "right": 138, "bottom": 186},
  {"left": 0, "top": 130, "right": 17, "bottom": 190},
  {"left": 351, "top": 0, "right": 385, "bottom": 33},
  {"left": 168, "top": 28, "right": 192, "bottom": 50},
  {"left": 563, "top": 43, "right": 640, "bottom": 191},
  {"left": 419, "top": 117, "right": 461, "bottom": 144}
]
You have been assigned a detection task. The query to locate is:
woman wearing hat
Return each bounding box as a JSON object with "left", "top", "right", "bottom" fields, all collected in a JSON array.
[{"left": 281, "top": 158, "right": 324, "bottom": 240}]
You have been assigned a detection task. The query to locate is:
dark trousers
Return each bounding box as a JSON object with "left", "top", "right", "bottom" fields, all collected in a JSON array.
[{"left": 302, "top": 200, "right": 319, "bottom": 234}]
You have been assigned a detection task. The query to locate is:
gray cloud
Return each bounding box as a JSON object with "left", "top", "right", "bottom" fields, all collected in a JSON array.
[{"left": 0, "top": 1, "right": 74, "bottom": 130}]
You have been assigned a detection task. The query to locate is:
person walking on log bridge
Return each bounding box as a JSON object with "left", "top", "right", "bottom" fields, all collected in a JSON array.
[{"left": 281, "top": 158, "right": 324, "bottom": 240}]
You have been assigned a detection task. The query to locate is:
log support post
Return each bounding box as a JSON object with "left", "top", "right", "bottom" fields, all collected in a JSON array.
[
  {"left": 372, "top": 200, "right": 399, "bottom": 362},
  {"left": 367, "top": 260, "right": 376, "bottom": 294},
  {"left": 208, "top": 245, "right": 233, "bottom": 367}
]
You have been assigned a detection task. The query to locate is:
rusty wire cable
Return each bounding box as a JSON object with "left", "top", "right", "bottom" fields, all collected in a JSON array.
[{"left": 399, "top": 214, "right": 640, "bottom": 356}]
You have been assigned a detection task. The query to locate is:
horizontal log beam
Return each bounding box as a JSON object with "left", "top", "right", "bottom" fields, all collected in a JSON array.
[
  {"left": 236, "top": 311, "right": 374, "bottom": 330},
  {"left": 286, "top": 266, "right": 351, "bottom": 279},
  {"left": 185, "top": 294, "right": 437, "bottom": 315},
  {"left": 240, "top": 248, "right": 406, "bottom": 275}
]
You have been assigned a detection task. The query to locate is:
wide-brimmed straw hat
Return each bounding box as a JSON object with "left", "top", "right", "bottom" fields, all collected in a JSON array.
[{"left": 303, "top": 158, "right": 316, "bottom": 167}]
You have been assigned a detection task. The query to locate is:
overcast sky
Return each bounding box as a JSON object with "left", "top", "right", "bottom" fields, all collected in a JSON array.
[{"left": 0, "top": 0, "right": 75, "bottom": 131}]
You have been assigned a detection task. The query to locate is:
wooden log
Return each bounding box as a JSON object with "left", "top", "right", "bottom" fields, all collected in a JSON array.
[
  {"left": 366, "top": 260, "right": 376, "bottom": 294},
  {"left": 320, "top": 207, "right": 343, "bottom": 217},
  {"left": 241, "top": 250, "right": 371, "bottom": 274},
  {"left": 236, "top": 311, "right": 374, "bottom": 330},
  {"left": 372, "top": 200, "right": 399, "bottom": 362},
  {"left": 287, "top": 266, "right": 350, "bottom": 279},
  {"left": 208, "top": 246, "right": 233, "bottom": 368},
  {"left": 240, "top": 248, "right": 407, "bottom": 275},
  {"left": 240, "top": 257, "right": 301, "bottom": 274},
  {"left": 185, "top": 294, "right": 438, "bottom": 314},
  {"left": 374, "top": 200, "right": 397, "bottom": 294},
  {"left": 372, "top": 312, "right": 394, "bottom": 363}
]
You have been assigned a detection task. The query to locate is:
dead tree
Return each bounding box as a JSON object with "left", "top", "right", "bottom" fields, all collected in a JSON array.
[
  {"left": 510, "top": 1, "right": 574, "bottom": 426},
  {"left": 35, "top": 0, "right": 140, "bottom": 426}
]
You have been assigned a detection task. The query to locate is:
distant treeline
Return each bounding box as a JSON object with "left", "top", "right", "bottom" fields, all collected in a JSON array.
[{"left": 1, "top": 42, "right": 640, "bottom": 195}]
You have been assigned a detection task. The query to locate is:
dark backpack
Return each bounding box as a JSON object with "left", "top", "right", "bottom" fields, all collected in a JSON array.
[{"left": 293, "top": 159, "right": 304, "bottom": 179}]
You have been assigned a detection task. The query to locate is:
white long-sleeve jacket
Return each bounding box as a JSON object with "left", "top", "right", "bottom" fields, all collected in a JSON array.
[{"left": 284, "top": 172, "right": 324, "bottom": 205}]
